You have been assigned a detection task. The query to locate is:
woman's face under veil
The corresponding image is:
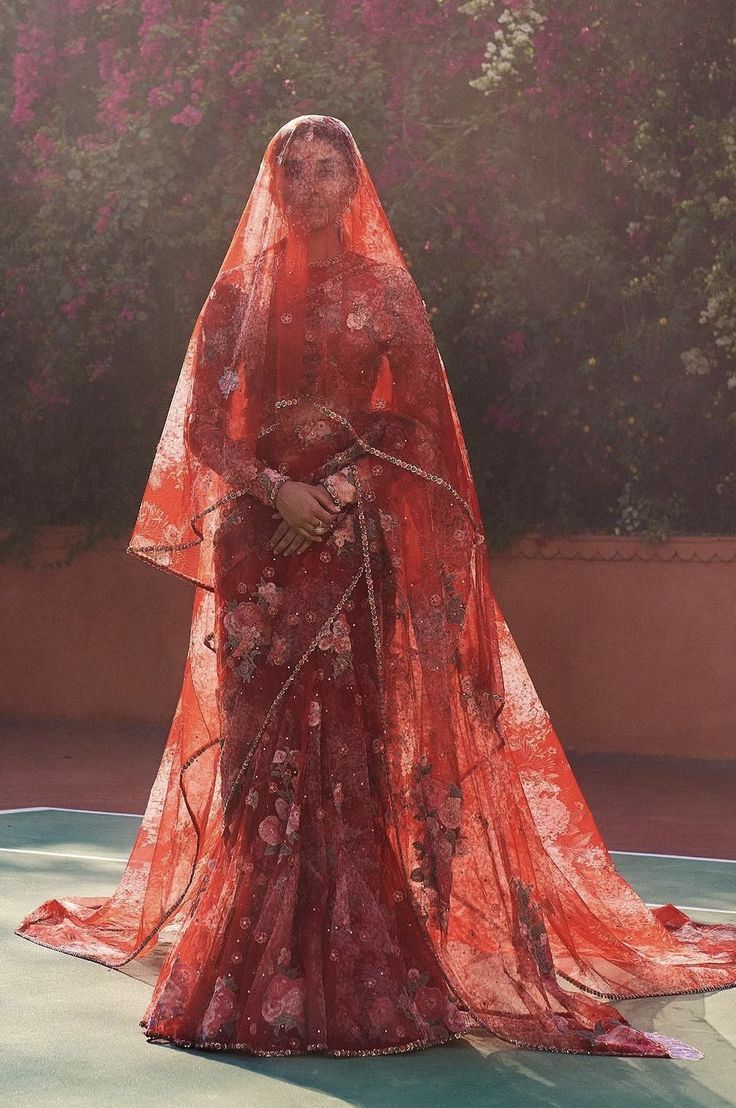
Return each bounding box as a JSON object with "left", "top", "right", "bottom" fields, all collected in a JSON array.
[{"left": 275, "top": 133, "right": 357, "bottom": 232}]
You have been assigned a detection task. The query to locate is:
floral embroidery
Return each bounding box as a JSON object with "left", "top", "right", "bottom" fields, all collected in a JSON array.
[
  {"left": 258, "top": 745, "right": 301, "bottom": 857},
  {"left": 409, "top": 754, "right": 464, "bottom": 891},
  {"left": 442, "top": 567, "right": 466, "bottom": 627},
  {"left": 329, "top": 511, "right": 358, "bottom": 556},
  {"left": 262, "top": 959, "right": 306, "bottom": 1036},
  {"left": 266, "top": 633, "right": 290, "bottom": 666},
  {"left": 149, "top": 963, "right": 194, "bottom": 1024},
  {"left": 511, "top": 876, "right": 555, "bottom": 978},
  {"left": 396, "top": 970, "right": 473, "bottom": 1036},
  {"left": 316, "top": 609, "right": 354, "bottom": 682},
  {"left": 222, "top": 569, "right": 284, "bottom": 681},
  {"left": 218, "top": 367, "right": 239, "bottom": 398},
  {"left": 297, "top": 418, "right": 335, "bottom": 446},
  {"left": 347, "top": 307, "right": 369, "bottom": 330},
  {"left": 307, "top": 699, "right": 321, "bottom": 728},
  {"left": 223, "top": 600, "right": 269, "bottom": 681},
  {"left": 201, "top": 973, "right": 239, "bottom": 1040},
  {"left": 459, "top": 672, "right": 501, "bottom": 727}
]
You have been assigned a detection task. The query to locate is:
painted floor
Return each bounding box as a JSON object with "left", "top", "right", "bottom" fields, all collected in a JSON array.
[{"left": 2, "top": 806, "right": 735, "bottom": 1108}]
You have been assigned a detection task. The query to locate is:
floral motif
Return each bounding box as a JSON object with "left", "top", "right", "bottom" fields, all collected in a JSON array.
[
  {"left": 307, "top": 699, "right": 321, "bottom": 728},
  {"left": 201, "top": 973, "right": 239, "bottom": 1040},
  {"left": 257, "top": 744, "right": 301, "bottom": 857},
  {"left": 222, "top": 569, "right": 284, "bottom": 681},
  {"left": 217, "top": 367, "right": 239, "bottom": 398},
  {"left": 297, "top": 418, "right": 335, "bottom": 446},
  {"left": 346, "top": 304, "right": 369, "bottom": 330},
  {"left": 262, "top": 968, "right": 306, "bottom": 1035},
  {"left": 409, "top": 754, "right": 464, "bottom": 894},
  {"left": 316, "top": 609, "right": 353, "bottom": 682},
  {"left": 400, "top": 968, "right": 473, "bottom": 1035},
  {"left": 148, "top": 962, "right": 194, "bottom": 1024},
  {"left": 223, "top": 600, "right": 269, "bottom": 681},
  {"left": 511, "top": 877, "right": 555, "bottom": 978},
  {"left": 330, "top": 510, "right": 358, "bottom": 556}
]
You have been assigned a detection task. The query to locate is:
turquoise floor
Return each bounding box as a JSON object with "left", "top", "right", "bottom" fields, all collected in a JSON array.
[{"left": 2, "top": 808, "right": 735, "bottom": 1108}]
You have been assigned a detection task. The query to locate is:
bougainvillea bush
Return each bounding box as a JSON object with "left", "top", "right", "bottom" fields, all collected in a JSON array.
[{"left": 2, "top": 0, "right": 734, "bottom": 562}]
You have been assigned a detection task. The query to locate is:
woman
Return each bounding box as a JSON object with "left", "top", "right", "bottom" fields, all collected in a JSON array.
[{"left": 16, "top": 115, "right": 736, "bottom": 1059}]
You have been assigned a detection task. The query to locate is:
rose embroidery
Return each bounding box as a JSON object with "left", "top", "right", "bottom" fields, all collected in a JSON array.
[
  {"left": 316, "top": 609, "right": 353, "bottom": 681},
  {"left": 262, "top": 969, "right": 306, "bottom": 1035},
  {"left": 201, "top": 973, "right": 239, "bottom": 1039},
  {"left": 222, "top": 571, "right": 284, "bottom": 681},
  {"left": 258, "top": 745, "right": 300, "bottom": 857},
  {"left": 409, "top": 754, "right": 463, "bottom": 894}
]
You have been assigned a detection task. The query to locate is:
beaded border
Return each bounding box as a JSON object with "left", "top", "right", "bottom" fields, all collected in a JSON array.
[
  {"left": 140, "top": 1024, "right": 469, "bottom": 1057},
  {"left": 556, "top": 968, "right": 736, "bottom": 1003}
]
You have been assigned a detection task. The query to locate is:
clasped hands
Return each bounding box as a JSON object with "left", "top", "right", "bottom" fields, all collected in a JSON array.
[{"left": 269, "top": 480, "right": 342, "bottom": 557}]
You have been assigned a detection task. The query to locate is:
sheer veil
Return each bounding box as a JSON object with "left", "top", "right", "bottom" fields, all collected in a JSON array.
[{"left": 16, "top": 115, "right": 736, "bottom": 1059}]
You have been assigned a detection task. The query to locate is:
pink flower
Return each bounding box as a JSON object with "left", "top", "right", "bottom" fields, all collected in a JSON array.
[
  {"left": 285, "top": 804, "right": 300, "bottom": 838},
  {"left": 258, "top": 814, "right": 282, "bottom": 846},
  {"left": 444, "top": 1000, "right": 472, "bottom": 1033},
  {"left": 272, "top": 749, "right": 287, "bottom": 764},
  {"left": 170, "top": 104, "right": 203, "bottom": 127},
  {"left": 414, "top": 985, "right": 445, "bottom": 1022},
  {"left": 422, "top": 776, "right": 449, "bottom": 812},
  {"left": 262, "top": 973, "right": 305, "bottom": 1024},
  {"left": 307, "top": 699, "right": 321, "bottom": 728},
  {"left": 224, "top": 601, "right": 261, "bottom": 640},
  {"left": 438, "top": 796, "right": 462, "bottom": 829},
  {"left": 147, "top": 85, "right": 175, "bottom": 109},
  {"left": 266, "top": 634, "right": 288, "bottom": 665},
  {"left": 256, "top": 581, "right": 282, "bottom": 614},
  {"left": 201, "top": 975, "right": 236, "bottom": 1038}
]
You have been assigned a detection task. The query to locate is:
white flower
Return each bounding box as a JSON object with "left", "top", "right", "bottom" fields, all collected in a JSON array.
[{"left": 218, "top": 368, "right": 239, "bottom": 398}]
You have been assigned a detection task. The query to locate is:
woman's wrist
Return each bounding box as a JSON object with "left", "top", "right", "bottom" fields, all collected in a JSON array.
[{"left": 268, "top": 472, "right": 292, "bottom": 508}]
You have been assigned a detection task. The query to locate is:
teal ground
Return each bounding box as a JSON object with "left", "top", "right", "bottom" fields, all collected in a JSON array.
[{"left": 2, "top": 808, "right": 735, "bottom": 1108}]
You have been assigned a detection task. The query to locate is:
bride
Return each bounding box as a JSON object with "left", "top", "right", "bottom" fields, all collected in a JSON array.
[{"left": 15, "top": 114, "right": 736, "bottom": 1059}]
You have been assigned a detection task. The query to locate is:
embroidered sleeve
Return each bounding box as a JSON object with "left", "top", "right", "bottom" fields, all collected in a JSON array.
[
  {"left": 318, "top": 265, "right": 444, "bottom": 507},
  {"left": 186, "top": 277, "right": 291, "bottom": 509}
]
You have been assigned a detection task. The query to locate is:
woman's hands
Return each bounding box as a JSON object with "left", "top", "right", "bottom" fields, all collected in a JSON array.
[{"left": 269, "top": 480, "right": 342, "bottom": 556}]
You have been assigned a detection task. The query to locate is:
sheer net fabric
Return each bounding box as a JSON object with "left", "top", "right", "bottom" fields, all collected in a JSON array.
[{"left": 15, "top": 115, "right": 736, "bottom": 1060}]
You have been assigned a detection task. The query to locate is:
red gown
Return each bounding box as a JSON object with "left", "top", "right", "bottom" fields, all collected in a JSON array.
[{"left": 15, "top": 115, "right": 736, "bottom": 1060}]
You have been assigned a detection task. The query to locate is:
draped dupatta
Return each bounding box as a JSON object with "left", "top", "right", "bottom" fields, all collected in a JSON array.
[{"left": 16, "top": 115, "right": 736, "bottom": 1060}]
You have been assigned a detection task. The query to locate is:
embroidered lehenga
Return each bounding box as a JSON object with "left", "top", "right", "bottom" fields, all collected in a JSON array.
[{"left": 15, "top": 116, "right": 736, "bottom": 1060}]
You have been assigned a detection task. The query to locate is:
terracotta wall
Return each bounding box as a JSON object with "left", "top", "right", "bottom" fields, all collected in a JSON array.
[{"left": 1, "top": 528, "right": 733, "bottom": 759}]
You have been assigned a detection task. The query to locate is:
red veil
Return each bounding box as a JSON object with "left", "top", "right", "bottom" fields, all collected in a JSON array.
[{"left": 16, "top": 115, "right": 736, "bottom": 1059}]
